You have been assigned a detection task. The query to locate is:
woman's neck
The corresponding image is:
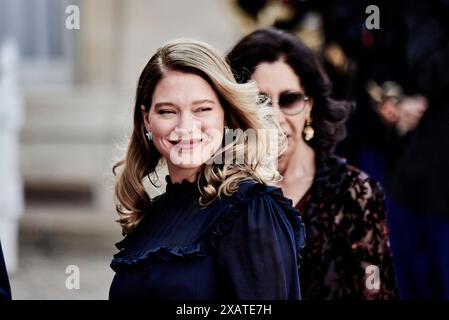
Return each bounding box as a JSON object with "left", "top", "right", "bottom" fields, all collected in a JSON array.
[
  {"left": 167, "top": 165, "right": 199, "bottom": 184},
  {"left": 278, "top": 142, "right": 316, "bottom": 206}
]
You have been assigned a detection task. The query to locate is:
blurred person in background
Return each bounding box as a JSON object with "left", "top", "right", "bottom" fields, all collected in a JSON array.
[
  {"left": 227, "top": 28, "right": 397, "bottom": 299},
  {"left": 364, "top": 0, "right": 449, "bottom": 299},
  {"left": 109, "top": 38, "right": 305, "bottom": 300},
  {"left": 232, "top": 0, "right": 410, "bottom": 184}
]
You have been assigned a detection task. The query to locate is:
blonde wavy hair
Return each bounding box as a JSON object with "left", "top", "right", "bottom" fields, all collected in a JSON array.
[{"left": 113, "top": 39, "right": 286, "bottom": 234}]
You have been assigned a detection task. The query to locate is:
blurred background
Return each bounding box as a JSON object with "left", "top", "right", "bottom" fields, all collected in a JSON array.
[{"left": 1, "top": 0, "right": 448, "bottom": 299}]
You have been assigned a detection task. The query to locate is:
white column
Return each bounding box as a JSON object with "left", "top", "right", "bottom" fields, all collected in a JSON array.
[{"left": 0, "top": 38, "right": 24, "bottom": 275}]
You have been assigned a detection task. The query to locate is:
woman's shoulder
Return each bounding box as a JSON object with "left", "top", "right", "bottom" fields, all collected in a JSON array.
[
  {"left": 316, "top": 155, "right": 383, "bottom": 198},
  {"left": 226, "top": 179, "right": 299, "bottom": 215},
  {"left": 222, "top": 179, "right": 306, "bottom": 251},
  {"left": 229, "top": 178, "right": 281, "bottom": 200},
  {"left": 344, "top": 164, "right": 384, "bottom": 202},
  {"left": 332, "top": 159, "right": 385, "bottom": 217}
]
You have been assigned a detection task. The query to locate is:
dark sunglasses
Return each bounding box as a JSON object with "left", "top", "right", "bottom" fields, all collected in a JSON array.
[{"left": 258, "top": 91, "right": 309, "bottom": 115}]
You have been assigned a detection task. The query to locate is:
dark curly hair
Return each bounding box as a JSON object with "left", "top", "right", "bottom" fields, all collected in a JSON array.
[{"left": 226, "top": 28, "right": 353, "bottom": 155}]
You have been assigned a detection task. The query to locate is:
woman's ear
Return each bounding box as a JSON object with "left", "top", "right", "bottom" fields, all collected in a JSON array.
[
  {"left": 306, "top": 97, "right": 314, "bottom": 119},
  {"left": 141, "top": 105, "right": 151, "bottom": 132}
]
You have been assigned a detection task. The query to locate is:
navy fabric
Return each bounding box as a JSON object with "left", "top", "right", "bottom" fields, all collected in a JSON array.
[
  {"left": 387, "top": 199, "right": 449, "bottom": 299},
  {"left": 109, "top": 177, "right": 305, "bottom": 300},
  {"left": 0, "top": 241, "right": 11, "bottom": 300}
]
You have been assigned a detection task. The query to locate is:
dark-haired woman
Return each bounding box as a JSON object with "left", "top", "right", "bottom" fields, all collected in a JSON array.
[{"left": 227, "top": 28, "right": 397, "bottom": 299}]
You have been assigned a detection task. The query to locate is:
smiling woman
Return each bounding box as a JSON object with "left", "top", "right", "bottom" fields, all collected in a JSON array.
[
  {"left": 109, "top": 39, "right": 305, "bottom": 300},
  {"left": 141, "top": 70, "right": 225, "bottom": 176}
]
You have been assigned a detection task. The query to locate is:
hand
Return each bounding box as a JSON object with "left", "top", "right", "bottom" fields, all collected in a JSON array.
[{"left": 396, "top": 95, "right": 428, "bottom": 135}]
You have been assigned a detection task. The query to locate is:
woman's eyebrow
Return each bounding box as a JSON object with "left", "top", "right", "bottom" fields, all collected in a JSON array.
[
  {"left": 192, "top": 99, "right": 215, "bottom": 106},
  {"left": 281, "top": 90, "right": 305, "bottom": 95},
  {"left": 154, "top": 100, "right": 215, "bottom": 108},
  {"left": 154, "top": 102, "right": 178, "bottom": 109}
]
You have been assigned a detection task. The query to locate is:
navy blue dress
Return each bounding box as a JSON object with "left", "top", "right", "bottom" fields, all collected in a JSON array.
[{"left": 109, "top": 177, "right": 305, "bottom": 300}]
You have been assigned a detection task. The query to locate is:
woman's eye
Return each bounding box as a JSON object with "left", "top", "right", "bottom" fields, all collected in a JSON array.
[
  {"left": 279, "top": 96, "right": 296, "bottom": 106},
  {"left": 258, "top": 94, "right": 270, "bottom": 104},
  {"left": 279, "top": 93, "right": 302, "bottom": 107},
  {"left": 158, "top": 109, "right": 176, "bottom": 115},
  {"left": 196, "top": 107, "right": 212, "bottom": 112}
]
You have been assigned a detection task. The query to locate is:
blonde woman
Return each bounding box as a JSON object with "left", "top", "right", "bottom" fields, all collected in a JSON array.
[{"left": 109, "top": 39, "right": 305, "bottom": 300}]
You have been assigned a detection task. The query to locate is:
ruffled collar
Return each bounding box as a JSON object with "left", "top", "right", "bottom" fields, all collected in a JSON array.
[
  {"left": 110, "top": 180, "right": 306, "bottom": 272},
  {"left": 165, "top": 175, "right": 200, "bottom": 202}
]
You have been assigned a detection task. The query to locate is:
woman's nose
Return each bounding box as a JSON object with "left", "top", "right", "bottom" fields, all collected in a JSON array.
[
  {"left": 175, "top": 113, "right": 200, "bottom": 135},
  {"left": 271, "top": 103, "right": 287, "bottom": 126}
]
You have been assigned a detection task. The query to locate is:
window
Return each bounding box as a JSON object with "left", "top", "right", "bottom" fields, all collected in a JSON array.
[{"left": 0, "top": 0, "right": 74, "bottom": 85}]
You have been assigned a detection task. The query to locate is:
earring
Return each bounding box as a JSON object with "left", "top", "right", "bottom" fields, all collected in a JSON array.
[
  {"left": 145, "top": 132, "right": 152, "bottom": 141},
  {"left": 303, "top": 118, "right": 314, "bottom": 141},
  {"left": 224, "top": 125, "right": 231, "bottom": 135}
]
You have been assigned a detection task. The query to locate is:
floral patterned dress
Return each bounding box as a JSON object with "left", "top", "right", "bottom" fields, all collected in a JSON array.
[{"left": 296, "top": 155, "right": 398, "bottom": 299}]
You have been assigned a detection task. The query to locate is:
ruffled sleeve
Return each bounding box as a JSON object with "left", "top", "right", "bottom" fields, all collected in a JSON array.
[{"left": 216, "top": 183, "right": 305, "bottom": 300}]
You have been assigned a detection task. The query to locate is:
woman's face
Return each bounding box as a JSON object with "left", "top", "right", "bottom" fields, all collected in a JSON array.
[
  {"left": 142, "top": 70, "right": 225, "bottom": 176},
  {"left": 251, "top": 59, "right": 312, "bottom": 165}
]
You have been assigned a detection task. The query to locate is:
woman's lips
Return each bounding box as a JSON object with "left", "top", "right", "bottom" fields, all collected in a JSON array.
[{"left": 170, "top": 138, "right": 202, "bottom": 149}]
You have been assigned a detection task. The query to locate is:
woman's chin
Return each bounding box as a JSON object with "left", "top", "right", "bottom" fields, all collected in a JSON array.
[
  {"left": 276, "top": 155, "right": 287, "bottom": 174},
  {"left": 169, "top": 158, "right": 203, "bottom": 169}
]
